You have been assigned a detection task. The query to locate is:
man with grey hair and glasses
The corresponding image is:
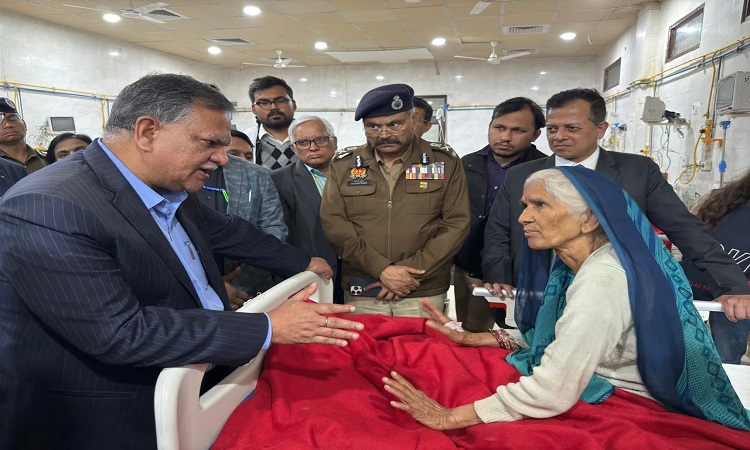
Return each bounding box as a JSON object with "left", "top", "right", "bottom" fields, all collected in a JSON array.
[
  {"left": 272, "top": 116, "right": 343, "bottom": 302},
  {"left": 0, "top": 73, "right": 363, "bottom": 450}
]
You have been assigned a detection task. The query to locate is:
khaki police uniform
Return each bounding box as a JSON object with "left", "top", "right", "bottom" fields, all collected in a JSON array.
[{"left": 320, "top": 136, "right": 470, "bottom": 317}]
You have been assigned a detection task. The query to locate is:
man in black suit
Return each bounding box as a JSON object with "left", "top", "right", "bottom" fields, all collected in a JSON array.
[
  {"left": 272, "top": 116, "right": 342, "bottom": 302},
  {"left": 454, "top": 97, "right": 547, "bottom": 331},
  {"left": 0, "top": 74, "right": 363, "bottom": 450},
  {"left": 482, "top": 88, "right": 750, "bottom": 321},
  {"left": 0, "top": 157, "right": 24, "bottom": 196}
]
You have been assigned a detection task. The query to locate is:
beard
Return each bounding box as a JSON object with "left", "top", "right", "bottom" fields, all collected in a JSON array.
[{"left": 259, "top": 110, "right": 294, "bottom": 130}]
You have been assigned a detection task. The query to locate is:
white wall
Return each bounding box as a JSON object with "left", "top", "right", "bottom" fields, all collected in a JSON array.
[
  {"left": 224, "top": 58, "right": 598, "bottom": 155},
  {"left": 597, "top": 0, "right": 750, "bottom": 201},
  {"left": 6, "top": 0, "right": 746, "bottom": 189},
  {"left": 1, "top": 10, "right": 597, "bottom": 156},
  {"left": 0, "top": 11, "right": 225, "bottom": 149}
]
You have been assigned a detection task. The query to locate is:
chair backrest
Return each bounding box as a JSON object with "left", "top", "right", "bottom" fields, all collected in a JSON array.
[{"left": 154, "top": 272, "right": 333, "bottom": 450}]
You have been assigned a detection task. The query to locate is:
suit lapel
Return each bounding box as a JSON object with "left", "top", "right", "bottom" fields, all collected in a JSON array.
[
  {"left": 594, "top": 148, "right": 618, "bottom": 181},
  {"left": 293, "top": 161, "right": 322, "bottom": 212},
  {"left": 85, "top": 143, "right": 203, "bottom": 307}
]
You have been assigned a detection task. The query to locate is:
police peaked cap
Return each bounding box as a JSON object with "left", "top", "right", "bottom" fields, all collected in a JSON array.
[
  {"left": 354, "top": 83, "right": 415, "bottom": 121},
  {"left": 0, "top": 97, "right": 19, "bottom": 114}
]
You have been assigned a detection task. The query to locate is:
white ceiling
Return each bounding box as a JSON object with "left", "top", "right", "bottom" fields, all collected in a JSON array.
[{"left": 0, "top": 0, "right": 652, "bottom": 68}]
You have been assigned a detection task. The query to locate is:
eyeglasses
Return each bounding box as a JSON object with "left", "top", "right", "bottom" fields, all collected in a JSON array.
[
  {"left": 253, "top": 97, "right": 291, "bottom": 110},
  {"left": 0, "top": 113, "right": 22, "bottom": 124},
  {"left": 363, "top": 120, "right": 407, "bottom": 136},
  {"left": 293, "top": 136, "right": 332, "bottom": 150}
]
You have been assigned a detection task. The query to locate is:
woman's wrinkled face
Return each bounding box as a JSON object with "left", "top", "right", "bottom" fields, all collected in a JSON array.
[{"left": 518, "top": 181, "right": 586, "bottom": 250}]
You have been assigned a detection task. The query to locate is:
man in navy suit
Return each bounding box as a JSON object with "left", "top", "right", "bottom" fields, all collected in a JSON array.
[
  {"left": 482, "top": 88, "right": 750, "bottom": 322},
  {"left": 0, "top": 74, "right": 363, "bottom": 450},
  {"left": 0, "top": 157, "right": 24, "bottom": 196}
]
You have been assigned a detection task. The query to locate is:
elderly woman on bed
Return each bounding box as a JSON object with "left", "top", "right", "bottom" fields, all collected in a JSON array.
[{"left": 383, "top": 166, "right": 750, "bottom": 431}]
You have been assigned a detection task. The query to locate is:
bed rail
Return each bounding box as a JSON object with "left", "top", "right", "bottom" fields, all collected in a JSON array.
[{"left": 154, "top": 271, "right": 333, "bottom": 450}]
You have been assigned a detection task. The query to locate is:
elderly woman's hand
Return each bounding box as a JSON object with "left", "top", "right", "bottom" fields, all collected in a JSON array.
[
  {"left": 419, "top": 299, "right": 498, "bottom": 348},
  {"left": 383, "top": 371, "right": 482, "bottom": 430}
]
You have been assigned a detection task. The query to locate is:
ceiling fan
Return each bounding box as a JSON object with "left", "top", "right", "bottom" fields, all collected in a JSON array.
[
  {"left": 454, "top": 41, "right": 532, "bottom": 64},
  {"left": 62, "top": 2, "right": 166, "bottom": 24},
  {"left": 470, "top": 0, "right": 524, "bottom": 15},
  {"left": 243, "top": 50, "right": 306, "bottom": 69}
]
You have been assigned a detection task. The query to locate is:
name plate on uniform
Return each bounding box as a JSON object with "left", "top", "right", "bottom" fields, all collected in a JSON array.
[
  {"left": 347, "top": 179, "right": 372, "bottom": 186},
  {"left": 405, "top": 162, "right": 445, "bottom": 180}
]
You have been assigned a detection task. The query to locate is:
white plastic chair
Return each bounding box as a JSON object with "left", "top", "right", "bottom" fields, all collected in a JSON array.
[{"left": 154, "top": 271, "right": 333, "bottom": 450}]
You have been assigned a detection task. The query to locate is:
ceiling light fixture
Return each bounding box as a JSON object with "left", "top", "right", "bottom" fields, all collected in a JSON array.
[
  {"left": 455, "top": 75, "right": 463, "bottom": 79},
  {"left": 431, "top": 37, "right": 446, "bottom": 46},
  {"left": 103, "top": 13, "right": 121, "bottom": 23},
  {"left": 376, "top": 75, "right": 384, "bottom": 80},
  {"left": 539, "top": 71, "right": 548, "bottom": 75},
  {"left": 531, "top": 86, "right": 539, "bottom": 91},
  {"left": 208, "top": 46, "right": 222, "bottom": 55},
  {"left": 315, "top": 41, "right": 328, "bottom": 50},
  {"left": 109, "top": 51, "right": 120, "bottom": 56},
  {"left": 560, "top": 32, "right": 576, "bottom": 41},
  {"left": 300, "top": 78, "right": 308, "bottom": 82},
  {"left": 243, "top": 6, "right": 261, "bottom": 16}
]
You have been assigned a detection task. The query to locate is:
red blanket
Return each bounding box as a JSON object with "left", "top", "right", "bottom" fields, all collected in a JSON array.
[{"left": 214, "top": 314, "right": 750, "bottom": 450}]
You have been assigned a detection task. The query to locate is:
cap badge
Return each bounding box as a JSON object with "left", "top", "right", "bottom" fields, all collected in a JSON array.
[
  {"left": 391, "top": 95, "right": 403, "bottom": 110},
  {"left": 4, "top": 99, "right": 17, "bottom": 110}
]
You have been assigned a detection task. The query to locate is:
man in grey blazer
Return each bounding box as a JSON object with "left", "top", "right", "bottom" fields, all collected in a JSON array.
[
  {"left": 0, "top": 74, "right": 363, "bottom": 450},
  {"left": 200, "top": 130, "right": 288, "bottom": 306},
  {"left": 272, "top": 116, "right": 342, "bottom": 302},
  {"left": 482, "top": 88, "right": 750, "bottom": 321}
]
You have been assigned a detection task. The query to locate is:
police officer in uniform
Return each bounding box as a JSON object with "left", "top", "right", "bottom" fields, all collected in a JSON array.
[{"left": 320, "top": 84, "right": 470, "bottom": 317}]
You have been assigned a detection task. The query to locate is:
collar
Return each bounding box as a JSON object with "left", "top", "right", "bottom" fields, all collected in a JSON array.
[
  {"left": 0, "top": 144, "right": 37, "bottom": 163},
  {"left": 555, "top": 147, "right": 600, "bottom": 170},
  {"left": 254, "top": 123, "right": 290, "bottom": 146},
  {"left": 304, "top": 164, "right": 327, "bottom": 178},
  {"left": 98, "top": 138, "right": 187, "bottom": 211}
]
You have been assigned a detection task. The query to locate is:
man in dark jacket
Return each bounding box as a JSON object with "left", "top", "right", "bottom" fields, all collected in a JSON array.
[{"left": 454, "top": 97, "right": 547, "bottom": 331}]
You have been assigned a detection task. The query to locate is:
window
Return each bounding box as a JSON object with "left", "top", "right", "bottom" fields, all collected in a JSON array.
[
  {"left": 666, "top": 5, "right": 704, "bottom": 62},
  {"left": 603, "top": 58, "right": 621, "bottom": 92},
  {"left": 744, "top": 0, "right": 750, "bottom": 23}
]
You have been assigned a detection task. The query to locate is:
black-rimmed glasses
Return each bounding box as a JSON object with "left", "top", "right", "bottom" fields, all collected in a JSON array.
[
  {"left": 293, "top": 136, "right": 332, "bottom": 150},
  {"left": 253, "top": 97, "right": 291, "bottom": 110}
]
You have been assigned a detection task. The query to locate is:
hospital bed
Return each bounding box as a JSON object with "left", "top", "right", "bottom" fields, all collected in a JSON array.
[
  {"left": 154, "top": 278, "right": 750, "bottom": 450},
  {"left": 154, "top": 271, "right": 333, "bottom": 450}
]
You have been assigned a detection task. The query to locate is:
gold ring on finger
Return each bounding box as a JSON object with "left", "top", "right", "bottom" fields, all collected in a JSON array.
[{"left": 324, "top": 316, "right": 329, "bottom": 327}]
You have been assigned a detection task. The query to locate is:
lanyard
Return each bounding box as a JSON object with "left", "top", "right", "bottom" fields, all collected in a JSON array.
[{"left": 203, "top": 185, "right": 229, "bottom": 203}]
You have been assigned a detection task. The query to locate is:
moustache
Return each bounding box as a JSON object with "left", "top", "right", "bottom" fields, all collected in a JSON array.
[
  {"left": 200, "top": 162, "right": 219, "bottom": 172},
  {"left": 375, "top": 137, "right": 401, "bottom": 146},
  {"left": 268, "top": 110, "right": 285, "bottom": 118}
]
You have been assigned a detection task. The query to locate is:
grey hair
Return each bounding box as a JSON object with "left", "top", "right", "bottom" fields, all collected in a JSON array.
[
  {"left": 104, "top": 73, "right": 235, "bottom": 135},
  {"left": 524, "top": 168, "right": 589, "bottom": 216},
  {"left": 288, "top": 116, "right": 336, "bottom": 141},
  {"left": 524, "top": 168, "right": 609, "bottom": 246}
]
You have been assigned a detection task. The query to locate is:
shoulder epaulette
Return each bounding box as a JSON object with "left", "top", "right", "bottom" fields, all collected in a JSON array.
[
  {"left": 429, "top": 141, "right": 458, "bottom": 159},
  {"left": 334, "top": 146, "right": 357, "bottom": 161}
]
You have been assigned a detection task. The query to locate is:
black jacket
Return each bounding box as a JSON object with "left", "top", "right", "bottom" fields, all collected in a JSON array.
[
  {"left": 482, "top": 148, "right": 750, "bottom": 298},
  {"left": 454, "top": 144, "right": 546, "bottom": 278}
]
